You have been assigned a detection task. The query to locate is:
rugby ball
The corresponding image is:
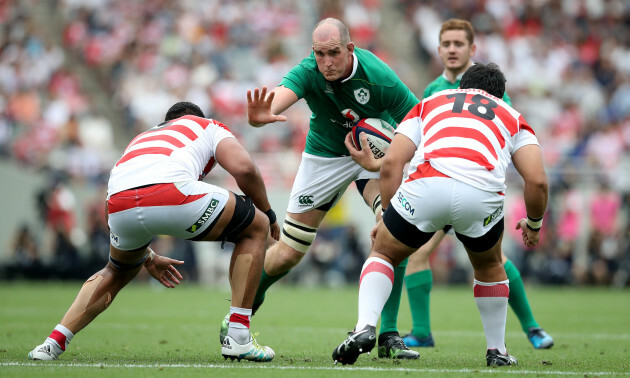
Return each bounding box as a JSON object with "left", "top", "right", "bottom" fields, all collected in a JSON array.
[{"left": 351, "top": 118, "right": 395, "bottom": 159}]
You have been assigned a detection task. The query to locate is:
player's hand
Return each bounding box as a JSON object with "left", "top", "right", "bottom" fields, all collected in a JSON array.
[
  {"left": 515, "top": 218, "right": 540, "bottom": 248},
  {"left": 144, "top": 249, "right": 184, "bottom": 288},
  {"left": 269, "top": 221, "right": 280, "bottom": 241},
  {"left": 344, "top": 132, "right": 381, "bottom": 172},
  {"left": 370, "top": 220, "right": 382, "bottom": 245},
  {"left": 247, "top": 86, "right": 287, "bottom": 127}
]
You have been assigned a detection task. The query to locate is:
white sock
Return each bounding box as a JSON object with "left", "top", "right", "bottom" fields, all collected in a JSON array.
[
  {"left": 46, "top": 324, "right": 74, "bottom": 354},
  {"left": 355, "top": 257, "right": 394, "bottom": 331},
  {"left": 226, "top": 306, "right": 252, "bottom": 345},
  {"left": 474, "top": 279, "right": 509, "bottom": 354}
]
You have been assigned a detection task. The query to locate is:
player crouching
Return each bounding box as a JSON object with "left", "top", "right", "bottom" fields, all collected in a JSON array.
[{"left": 28, "top": 102, "right": 279, "bottom": 363}]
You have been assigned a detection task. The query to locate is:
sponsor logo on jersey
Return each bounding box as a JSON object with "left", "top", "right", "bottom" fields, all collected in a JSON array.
[
  {"left": 110, "top": 232, "right": 120, "bottom": 247},
  {"left": 187, "top": 197, "right": 220, "bottom": 233},
  {"left": 331, "top": 118, "right": 355, "bottom": 129},
  {"left": 397, "top": 191, "right": 415, "bottom": 215},
  {"left": 354, "top": 87, "right": 370, "bottom": 104},
  {"left": 483, "top": 203, "right": 503, "bottom": 226},
  {"left": 298, "top": 195, "right": 314, "bottom": 206}
]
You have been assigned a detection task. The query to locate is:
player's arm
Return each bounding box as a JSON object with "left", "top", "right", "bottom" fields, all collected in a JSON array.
[
  {"left": 380, "top": 133, "right": 416, "bottom": 211},
  {"left": 512, "top": 144, "right": 548, "bottom": 247},
  {"left": 246, "top": 86, "right": 296, "bottom": 127},
  {"left": 215, "top": 137, "right": 280, "bottom": 240}
]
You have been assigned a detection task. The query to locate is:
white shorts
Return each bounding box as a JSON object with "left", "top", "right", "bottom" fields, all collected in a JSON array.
[
  {"left": 286, "top": 152, "right": 380, "bottom": 213},
  {"left": 107, "top": 181, "right": 229, "bottom": 251},
  {"left": 391, "top": 177, "right": 504, "bottom": 238}
]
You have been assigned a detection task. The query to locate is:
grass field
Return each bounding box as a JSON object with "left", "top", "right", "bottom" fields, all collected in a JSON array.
[{"left": 1, "top": 282, "right": 629, "bottom": 377}]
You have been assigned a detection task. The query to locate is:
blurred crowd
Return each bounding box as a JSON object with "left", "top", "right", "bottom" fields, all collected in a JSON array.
[{"left": 1, "top": 0, "right": 628, "bottom": 286}]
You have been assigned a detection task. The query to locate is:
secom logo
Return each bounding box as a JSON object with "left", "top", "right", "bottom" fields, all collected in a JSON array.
[{"left": 397, "top": 191, "right": 415, "bottom": 215}]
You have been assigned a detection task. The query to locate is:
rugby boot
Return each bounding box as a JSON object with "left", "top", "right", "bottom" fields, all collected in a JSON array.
[{"left": 332, "top": 325, "right": 376, "bottom": 365}]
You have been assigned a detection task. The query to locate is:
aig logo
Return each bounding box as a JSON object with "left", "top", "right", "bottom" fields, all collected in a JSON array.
[
  {"left": 298, "top": 195, "right": 314, "bottom": 206},
  {"left": 397, "top": 191, "right": 415, "bottom": 215}
]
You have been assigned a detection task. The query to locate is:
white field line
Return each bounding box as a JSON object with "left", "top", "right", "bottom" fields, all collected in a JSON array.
[{"left": 2, "top": 362, "right": 629, "bottom": 375}]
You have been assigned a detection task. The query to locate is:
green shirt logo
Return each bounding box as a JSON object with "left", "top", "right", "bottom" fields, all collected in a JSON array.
[{"left": 354, "top": 87, "right": 370, "bottom": 104}]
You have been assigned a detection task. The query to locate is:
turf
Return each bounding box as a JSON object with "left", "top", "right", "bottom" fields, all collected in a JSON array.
[{"left": 1, "top": 282, "right": 629, "bottom": 377}]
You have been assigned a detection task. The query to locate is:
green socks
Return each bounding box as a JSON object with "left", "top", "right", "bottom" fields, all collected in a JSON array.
[
  {"left": 405, "top": 269, "right": 433, "bottom": 338},
  {"left": 379, "top": 258, "right": 407, "bottom": 335},
  {"left": 252, "top": 268, "right": 289, "bottom": 315},
  {"left": 504, "top": 260, "right": 539, "bottom": 332}
]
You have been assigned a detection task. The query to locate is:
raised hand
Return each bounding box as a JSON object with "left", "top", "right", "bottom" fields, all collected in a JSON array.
[{"left": 246, "top": 86, "right": 288, "bottom": 127}]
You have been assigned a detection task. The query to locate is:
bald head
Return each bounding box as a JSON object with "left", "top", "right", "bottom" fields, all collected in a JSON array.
[
  {"left": 312, "top": 18, "right": 354, "bottom": 81},
  {"left": 313, "top": 18, "right": 350, "bottom": 46}
]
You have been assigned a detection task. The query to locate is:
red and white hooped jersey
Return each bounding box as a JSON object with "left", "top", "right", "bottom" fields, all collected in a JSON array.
[
  {"left": 107, "top": 115, "right": 235, "bottom": 197},
  {"left": 396, "top": 88, "right": 539, "bottom": 192}
]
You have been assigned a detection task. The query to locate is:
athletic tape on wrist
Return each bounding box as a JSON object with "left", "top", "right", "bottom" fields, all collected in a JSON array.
[
  {"left": 526, "top": 215, "right": 543, "bottom": 231},
  {"left": 264, "top": 209, "right": 277, "bottom": 224}
]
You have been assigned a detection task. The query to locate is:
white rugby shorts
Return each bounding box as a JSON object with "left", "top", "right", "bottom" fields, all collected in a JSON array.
[
  {"left": 107, "top": 181, "right": 229, "bottom": 251},
  {"left": 287, "top": 152, "right": 379, "bottom": 213},
  {"left": 390, "top": 177, "right": 505, "bottom": 238}
]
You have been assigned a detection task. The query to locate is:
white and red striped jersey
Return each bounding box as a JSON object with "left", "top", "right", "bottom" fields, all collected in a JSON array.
[
  {"left": 107, "top": 115, "right": 235, "bottom": 197},
  {"left": 396, "top": 88, "right": 538, "bottom": 192}
]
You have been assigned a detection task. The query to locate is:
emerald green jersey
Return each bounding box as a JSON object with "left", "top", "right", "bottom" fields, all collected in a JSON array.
[
  {"left": 423, "top": 72, "right": 512, "bottom": 105},
  {"left": 280, "top": 48, "right": 419, "bottom": 157}
]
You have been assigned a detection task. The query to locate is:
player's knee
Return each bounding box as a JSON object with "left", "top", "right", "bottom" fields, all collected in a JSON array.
[
  {"left": 240, "top": 210, "right": 269, "bottom": 241},
  {"left": 271, "top": 242, "right": 306, "bottom": 270},
  {"left": 108, "top": 250, "right": 150, "bottom": 275},
  {"left": 280, "top": 216, "right": 317, "bottom": 254}
]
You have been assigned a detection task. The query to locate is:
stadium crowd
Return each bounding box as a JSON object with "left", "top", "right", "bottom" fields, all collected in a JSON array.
[{"left": 0, "top": 0, "right": 628, "bottom": 287}]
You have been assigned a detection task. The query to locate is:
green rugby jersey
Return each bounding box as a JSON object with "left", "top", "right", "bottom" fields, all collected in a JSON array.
[
  {"left": 423, "top": 71, "right": 512, "bottom": 105},
  {"left": 280, "top": 47, "right": 419, "bottom": 157}
]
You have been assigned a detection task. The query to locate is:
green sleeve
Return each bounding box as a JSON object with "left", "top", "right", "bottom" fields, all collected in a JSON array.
[
  {"left": 382, "top": 79, "right": 419, "bottom": 124},
  {"left": 279, "top": 63, "right": 312, "bottom": 99},
  {"left": 503, "top": 92, "right": 512, "bottom": 106}
]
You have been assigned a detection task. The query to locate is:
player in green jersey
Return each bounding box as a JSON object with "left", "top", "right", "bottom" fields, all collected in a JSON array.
[
  {"left": 221, "top": 18, "right": 420, "bottom": 359},
  {"left": 399, "top": 18, "right": 553, "bottom": 350}
]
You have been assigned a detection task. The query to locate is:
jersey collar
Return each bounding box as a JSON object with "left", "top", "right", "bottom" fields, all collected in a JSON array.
[
  {"left": 341, "top": 52, "right": 358, "bottom": 83},
  {"left": 441, "top": 62, "right": 475, "bottom": 83}
]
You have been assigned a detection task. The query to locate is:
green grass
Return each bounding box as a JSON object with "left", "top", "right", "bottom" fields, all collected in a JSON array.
[{"left": 1, "top": 282, "right": 629, "bottom": 377}]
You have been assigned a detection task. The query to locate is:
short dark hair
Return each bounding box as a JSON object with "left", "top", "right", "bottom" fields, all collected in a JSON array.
[
  {"left": 164, "top": 101, "right": 204, "bottom": 121},
  {"left": 459, "top": 62, "right": 506, "bottom": 98}
]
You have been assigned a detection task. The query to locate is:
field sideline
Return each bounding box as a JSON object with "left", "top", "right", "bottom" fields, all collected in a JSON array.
[{"left": 1, "top": 282, "right": 629, "bottom": 377}]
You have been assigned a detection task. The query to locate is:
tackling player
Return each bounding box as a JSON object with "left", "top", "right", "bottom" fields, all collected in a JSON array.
[
  {"left": 333, "top": 62, "right": 548, "bottom": 367},
  {"left": 400, "top": 19, "right": 553, "bottom": 350},
  {"left": 28, "top": 102, "right": 279, "bottom": 362}
]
